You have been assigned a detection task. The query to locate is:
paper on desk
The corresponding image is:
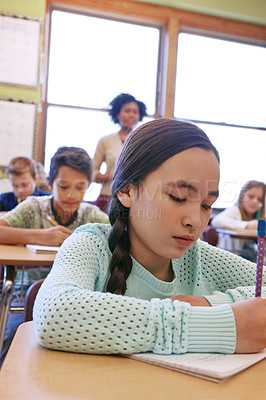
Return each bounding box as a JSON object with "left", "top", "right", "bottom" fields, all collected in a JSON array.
[
  {"left": 128, "top": 349, "right": 266, "bottom": 383},
  {"left": 26, "top": 244, "right": 60, "bottom": 254}
]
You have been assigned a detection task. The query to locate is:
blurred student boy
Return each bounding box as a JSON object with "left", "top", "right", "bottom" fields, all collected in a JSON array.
[
  {"left": 0, "top": 147, "right": 109, "bottom": 246},
  {"left": 0, "top": 157, "right": 50, "bottom": 212}
]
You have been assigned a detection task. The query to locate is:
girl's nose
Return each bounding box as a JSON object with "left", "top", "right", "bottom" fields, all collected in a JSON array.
[{"left": 182, "top": 208, "right": 202, "bottom": 229}]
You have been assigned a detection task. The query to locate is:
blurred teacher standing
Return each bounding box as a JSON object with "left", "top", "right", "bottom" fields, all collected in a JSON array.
[{"left": 93, "top": 93, "right": 147, "bottom": 213}]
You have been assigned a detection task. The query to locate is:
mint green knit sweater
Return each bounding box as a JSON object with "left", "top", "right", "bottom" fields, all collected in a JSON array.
[{"left": 33, "top": 223, "right": 266, "bottom": 355}]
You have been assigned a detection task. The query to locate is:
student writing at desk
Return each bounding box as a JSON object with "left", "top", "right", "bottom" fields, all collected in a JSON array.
[
  {"left": 0, "top": 146, "right": 109, "bottom": 248},
  {"left": 34, "top": 119, "right": 266, "bottom": 357},
  {"left": 0, "top": 145, "right": 109, "bottom": 289},
  {"left": 212, "top": 180, "right": 266, "bottom": 260}
]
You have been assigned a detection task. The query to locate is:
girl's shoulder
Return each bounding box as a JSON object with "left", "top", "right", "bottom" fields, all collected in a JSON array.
[
  {"left": 74, "top": 222, "right": 112, "bottom": 240},
  {"left": 215, "top": 204, "right": 241, "bottom": 217},
  {"left": 68, "top": 223, "right": 113, "bottom": 262}
]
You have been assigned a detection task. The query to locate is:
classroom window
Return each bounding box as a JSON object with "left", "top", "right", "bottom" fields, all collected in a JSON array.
[
  {"left": 175, "top": 32, "right": 266, "bottom": 208},
  {"left": 44, "top": 9, "right": 160, "bottom": 200}
]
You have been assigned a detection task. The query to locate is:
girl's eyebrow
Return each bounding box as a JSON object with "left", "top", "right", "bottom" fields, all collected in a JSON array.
[{"left": 165, "top": 180, "right": 219, "bottom": 198}]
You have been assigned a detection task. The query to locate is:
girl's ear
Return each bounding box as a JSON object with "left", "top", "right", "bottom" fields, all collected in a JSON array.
[{"left": 117, "top": 186, "right": 136, "bottom": 208}]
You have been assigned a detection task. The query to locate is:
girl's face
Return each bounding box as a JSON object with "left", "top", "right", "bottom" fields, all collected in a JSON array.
[
  {"left": 119, "top": 148, "right": 219, "bottom": 269},
  {"left": 117, "top": 102, "right": 140, "bottom": 129},
  {"left": 241, "top": 187, "right": 264, "bottom": 218},
  {"left": 52, "top": 166, "right": 89, "bottom": 223}
]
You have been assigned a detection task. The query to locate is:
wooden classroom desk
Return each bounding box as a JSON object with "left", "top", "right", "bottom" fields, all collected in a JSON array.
[
  {"left": 215, "top": 228, "right": 258, "bottom": 256},
  {"left": 1, "top": 322, "right": 266, "bottom": 400},
  {"left": 0, "top": 245, "right": 56, "bottom": 357},
  {"left": 215, "top": 228, "right": 257, "bottom": 239}
]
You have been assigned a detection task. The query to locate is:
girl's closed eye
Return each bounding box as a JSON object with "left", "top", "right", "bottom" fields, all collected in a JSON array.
[
  {"left": 169, "top": 194, "right": 186, "bottom": 203},
  {"left": 201, "top": 203, "right": 212, "bottom": 210}
]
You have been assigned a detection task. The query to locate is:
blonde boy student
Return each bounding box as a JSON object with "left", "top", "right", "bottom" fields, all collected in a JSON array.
[{"left": 0, "top": 156, "right": 50, "bottom": 212}]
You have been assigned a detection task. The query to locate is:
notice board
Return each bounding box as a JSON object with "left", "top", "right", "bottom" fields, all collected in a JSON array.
[
  {"left": 0, "top": 99, "right": 37, "bottom": 165},
  {"left": 0, "top": 14, "right": 41, "bottom": 88}
]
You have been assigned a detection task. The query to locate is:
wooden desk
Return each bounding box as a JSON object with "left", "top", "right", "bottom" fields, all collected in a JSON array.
[
  {"left": 0, "top": 322, "right": 266, "bottom": 400},
  {"left": 215, "top": 228, "right": 259, "bottom": 257},
  {"left": 215, "top": 228, "right": 257, "bottom": 239},
  {"left": 0, "top": 245, "right": 56, "bottom": 356}
]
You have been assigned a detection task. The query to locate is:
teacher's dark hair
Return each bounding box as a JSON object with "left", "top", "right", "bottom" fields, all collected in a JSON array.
[
  {"left": 108, "top": 93, "right": 147, "bottom": 124},
  {"left": 107, "top": 118, "right": 219, "bottom": 295}
]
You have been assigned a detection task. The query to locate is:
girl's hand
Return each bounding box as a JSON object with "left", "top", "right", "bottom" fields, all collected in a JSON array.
[
  {"left": 231, "top": 298, "right": 266, "bottom": 353},
  {"left": 39, "top": 226, "right": 72, "bottom": 246},
  {"left": 168, "top": 295, "right": 211, "bottom": 307}
]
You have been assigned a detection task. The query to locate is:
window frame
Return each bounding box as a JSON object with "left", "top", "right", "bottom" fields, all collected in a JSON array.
[{"left": 38, "top": 0, "right": 266, "bottom": 163}]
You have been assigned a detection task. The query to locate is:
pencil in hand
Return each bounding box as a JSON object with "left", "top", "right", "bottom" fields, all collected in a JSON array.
[
  {"left": 255, "top": 219, "right": 266, "bottom": 297},
  {"left": 46, "top": 214, "right": 59, "bottom": 226}
]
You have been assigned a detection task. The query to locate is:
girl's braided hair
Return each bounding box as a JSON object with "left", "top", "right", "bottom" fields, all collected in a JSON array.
[{"left": 107, "top": 118, "right": 219, "bottom": 294}]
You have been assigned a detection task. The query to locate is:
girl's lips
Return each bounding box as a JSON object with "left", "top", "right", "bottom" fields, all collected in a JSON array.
[{"left": 173, "top": 236, "right": 194, "bottom": 247}]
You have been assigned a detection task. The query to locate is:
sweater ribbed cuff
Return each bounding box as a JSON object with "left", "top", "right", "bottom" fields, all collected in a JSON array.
[
  {"left": 187, "top": 304, "right": 236, "bottom": 354},
  {"left": 204, "top": 291, "right": 234, "bottom": 306}
]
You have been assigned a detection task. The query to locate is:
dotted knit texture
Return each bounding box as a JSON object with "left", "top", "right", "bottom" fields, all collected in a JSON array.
[{"left": 33, "top": 223, "right": 265, "bottom": 355}]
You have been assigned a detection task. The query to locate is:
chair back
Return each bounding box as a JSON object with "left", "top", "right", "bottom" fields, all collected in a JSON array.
[
  {"left": 23, "top": 278, "right": 45, "bottom": 322},
  {"left": 203, "top": 226, "right": 218, "bottom": 246}
]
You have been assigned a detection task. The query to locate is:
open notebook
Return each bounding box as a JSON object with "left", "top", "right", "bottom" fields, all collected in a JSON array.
[
  {"left": 127, "top": 350, "right": 266, "bottom": 383},
  {"left": 26, "top": 244, "right": 60, "bottom": 254}
]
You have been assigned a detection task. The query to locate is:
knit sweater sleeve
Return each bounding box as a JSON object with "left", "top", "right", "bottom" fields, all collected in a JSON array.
[
  {"left": 211, "top": 206, "right": 249, "bottom": 230},
  {"left": 33, "top": 226, "right": 236, "bottom": 355}
]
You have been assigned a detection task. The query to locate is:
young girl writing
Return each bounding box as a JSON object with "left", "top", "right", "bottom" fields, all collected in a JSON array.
[{"left": 34, "top": 119, "right": 266, "bottom": 356}]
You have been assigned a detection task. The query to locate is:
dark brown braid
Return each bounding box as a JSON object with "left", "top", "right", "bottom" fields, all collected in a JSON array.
[{"left": 107, "top": 196, "right": 132, "bottom": 294}]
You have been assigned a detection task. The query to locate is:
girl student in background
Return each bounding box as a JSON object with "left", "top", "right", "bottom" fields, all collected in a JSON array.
[
  {"left": 212, "top": 180, "right": 266, "bottom": 231},
  {"left": 212, "top": 180, "right": 266, "bottom": 260},
  {"left": 92, "top": 93, "right": 147, "bottom": 213},
  {"left": 34, "top": 119, "right": 266, "bottom": 357}
]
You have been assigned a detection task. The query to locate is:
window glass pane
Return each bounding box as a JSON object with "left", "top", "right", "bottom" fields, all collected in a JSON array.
[
  {"left": 48, "top": 10, "right": 160, "bottom": 115},
  {"left": 197, "top": 123, "right": 266, "bottom": 208},
  {"left": 175, "top": 33, "right": 266, "bottom": 127},
  {"left": 44, "top": 106, "right": 152, "bottom": 201}
]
